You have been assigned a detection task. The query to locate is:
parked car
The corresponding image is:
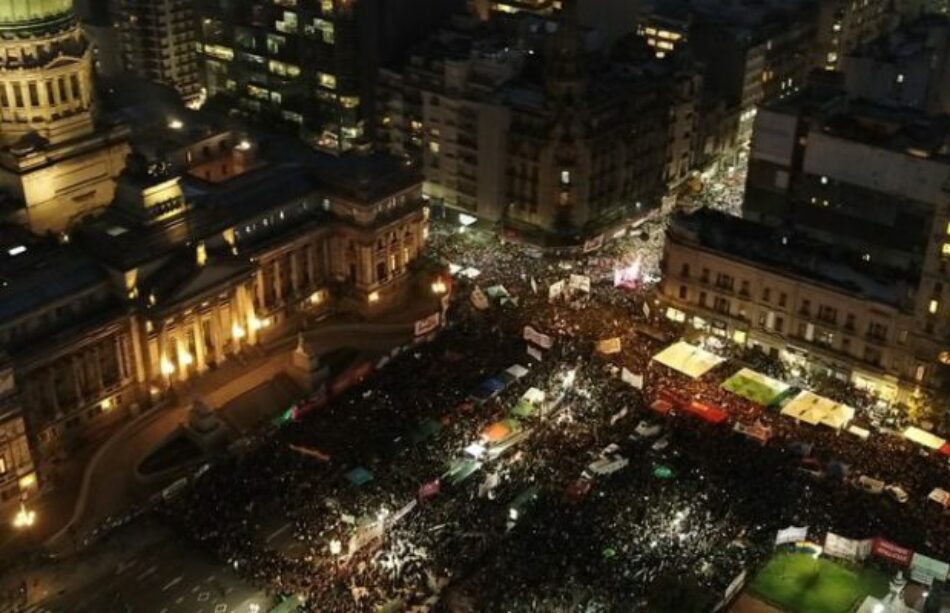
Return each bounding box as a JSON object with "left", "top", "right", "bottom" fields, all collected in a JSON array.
[{"left": 634, "top": 421, "right": 663, "bottom": 439}]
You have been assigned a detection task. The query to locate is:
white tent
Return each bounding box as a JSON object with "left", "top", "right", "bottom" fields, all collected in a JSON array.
[
  {"left": 652, "top": 341, "right": 724, "bottom": 379},
  {"left": 506, "top": 364, "right": 530, "bottom": 380},
  {"left": 780, "top": 391, "right": 854, "bottom": 429},
  {"left": 903, "top": 426, "right": 946, "bottom": 450},
  {"left": 521, "top": 387, "right": 545, "bottom": 405}
]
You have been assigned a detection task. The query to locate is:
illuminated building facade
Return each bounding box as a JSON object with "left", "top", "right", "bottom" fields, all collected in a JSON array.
[
  {"left": 111, "top": 0, "right": 202, "bottom": 104},
  {"left": 0, "top": 360, "right": 37, "bottom": 509},
  {"left": 197, "top": 0, "right": 462, "bottom": 152},
  {"left": 815, "top": 0, "right": 893, "bottom": 71},
  {"left": 0, "top": 122, "right": 431, "bottom": 482},
  {"left": 660, "top": 209, "right": 926, "bottom": 404},
  {"left": 0, "top": 0, "right": 130, "bottom": 233}
]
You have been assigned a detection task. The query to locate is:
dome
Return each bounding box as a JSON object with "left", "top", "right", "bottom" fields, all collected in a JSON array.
[{"left": 0, "top": 0, "right": 73, "bottom": 27}]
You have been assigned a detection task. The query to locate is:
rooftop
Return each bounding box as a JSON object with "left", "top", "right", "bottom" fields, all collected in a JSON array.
[{"left": 668, "top": 208, "right": 915, "bottom": 310}]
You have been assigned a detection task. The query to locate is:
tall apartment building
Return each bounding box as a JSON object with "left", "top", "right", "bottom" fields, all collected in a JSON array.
[
  {"left": 815, "top": 0, "right": 895, "bottom": 71},
  {"left": 470, "top": 0, "right": 637, "bottom": 48},
  {"left": 197, "top": 0, "right": 462, "bottom": 152},
  {"left": 741, "top": 86, "right": 950, "bottom": 397},
  {"left": 842, "top": 15, "right": 950, "bottom": 114},
  {"left": 378, "top": 10, "right": 671, "bottom": 245},
  {"left": 0, "top": 0, "right": 130, "bottom": 234},
  {"left": 111, "top": 0, "right": 202, "bottom": 105}
]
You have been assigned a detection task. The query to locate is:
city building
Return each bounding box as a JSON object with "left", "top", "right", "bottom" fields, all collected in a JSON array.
[
  {"left": 742, "top": 86, "right": 950, "bottom": 399},
  {"left": 111, "top": 0, "right": 203, "bottom": 105},
  {"left": 842, "top": 14, "right": 950, "bottom": 114},
  {"left": 0, "top": 0, "right": 130, "bottom": 234},
  {"left": 815, "top": 0, "right": 894, "bottom": 71},
  {"left": 470, "top": 0, "right": 637, "bottom": 48},
  {"left": 0, "top": 109, "right": 435, "bottom": 491},
  {"left": 197, "top": 0, "right": 462, "bottom": 152},
  {"left": 660, "top": 208, "right": 927, "bottom": 403},
  {"left": 0, "top": 360, "right": 37, "bottom": 509},
  {"left": 378, "top": 9, "right": 671, "bottom": 246}
]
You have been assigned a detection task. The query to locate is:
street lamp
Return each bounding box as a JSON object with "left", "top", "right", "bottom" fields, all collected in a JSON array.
[
  {"left": 431, "top": 278, "right": 447, "bottom": 294},
  {"left": 329, "top": 539, "right": 342, "bottom": 556},
  {"left": 12, "top": 502, "right": 35, "bottom": 529}
]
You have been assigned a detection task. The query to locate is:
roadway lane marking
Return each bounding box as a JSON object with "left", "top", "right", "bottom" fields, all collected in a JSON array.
[
  {"left": 136, "top": 565, "right": 157, "bottom": 581},
  {"left": 266, "top": 522, "right": 291, "bottom": 543},
  {"left": 161, "top": 576, "right": 182, "bottom": 591}
]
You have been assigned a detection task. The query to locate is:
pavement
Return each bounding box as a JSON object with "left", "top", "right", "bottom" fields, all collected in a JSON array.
[{"left": 3, "top": 519, "right": 270, "bottom": 613}]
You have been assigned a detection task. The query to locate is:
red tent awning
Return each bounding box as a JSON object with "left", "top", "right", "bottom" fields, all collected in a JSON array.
[
  {"left": 683, "top": 401, "right": 729, "bottom": 424},
  {"left": 650, "top": 399, "right": 673, "bottom": 415},
  {"left": 940, "top": 442, "right": 950, "bottom": 457}
]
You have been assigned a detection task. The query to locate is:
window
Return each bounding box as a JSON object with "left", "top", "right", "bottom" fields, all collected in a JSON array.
[
  {"left": 762, "top": 287, "right": 771, "bottom": 302},
  {"left": 799, "top": 299, "right": 810, "bottom": 316},
  {"left": 867, "top": 322, "right": 888, "bottom": 341},
  {"left": 713, "top": 297, "right": 730, "bottom": 314},
  {"left": 864, "top": 346, "right": 881, "bottom": 366},
  {"left": 943, "top": 243, "right": 950, "bottom": 257},
  {"left": 845, "top": 313, "right": 855, "bottom": 330},
  {"left": 699, "top": 291, "right": 707, "bottom": 307},
  {"left": 775, "top": 316, "right": 784, "bottom": 332},
  {"left": 898, "top": 329, "right": 908, "bottom": 344},
  {"left": 929, "top": 299, "right": 940, "bottom": 315},
  {"left": 842, "top": 337, "right": 850, "bottom": 353},
  {"left": 700, "top": 268, "right": 709, "bottom": 283},
  {"left": 679, "top": 285, "right": 687, "bottom": 299},
  {"left": 817, "top": 305, "right": 837, "bottom": 325},
  {"left": 680, "top": 263, "right": 690, "bottom": 278},
  {"left": 318, "top": 72, "right": 337, "bottom": 89},
  {"left": 715, "top": 273, "right": 734, "bottom": 291},
  {"left": 778, "top": 292, "right": 787, "bottom": 307},
  {"left": 739, "top": 280, "right": 750, "bottom": 297},
  {"left": 560, "top": 170, "right": 571, "bottom": 186},
  {"left": 816, "top": 330, "right": 834, "bottom": 347}
]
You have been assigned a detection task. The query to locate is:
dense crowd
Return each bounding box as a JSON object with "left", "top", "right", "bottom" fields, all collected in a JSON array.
[{"left": 156, "top": 212, "right": 949, "bottom": 612}]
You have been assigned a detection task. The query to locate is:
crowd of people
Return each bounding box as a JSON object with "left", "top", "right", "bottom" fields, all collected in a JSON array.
[{"left": 156, "top": 212, "right": 949, "bottom": 612}]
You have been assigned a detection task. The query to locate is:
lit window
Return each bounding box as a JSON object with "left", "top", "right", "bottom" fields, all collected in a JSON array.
[
  {"left": 942, "top": 242, "right": 950, "bottom": 257},
  {"left": 820, "top": 176, "right": 828, "bottom": 185},
  {"left": 429, "top": 141, "right": 440, "bottom": 154},
  {"left": 7, "top": 245, "right": 26, "bottom": 256},
  {"left": 318, "top": 72, "right": 336, "bottom": 90},
  {"left": 560, "top": 170, "right": 570, "bottom": 185},
  {"left": 929, "top": 299, "right": 939, "bottom": 314},
  {"left": 896, "top": 74, "right": 904, "bottom": 84}
]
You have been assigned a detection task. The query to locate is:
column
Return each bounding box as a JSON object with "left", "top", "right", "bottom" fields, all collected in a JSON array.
[
  {"left": 47, "top": 368, "right": 59, "bottom": 415},
  {"left": 211, "top": 304, "right": 225, "bottom": 363},
  {"left": 255, "top": 268, "right": 266, "bottom": 311},
  {"left": 129, "top": 316, "right": 149, "bottom": 384},
  {"left": 290, "top": 249, "right": 301, "bottom": 294},
  {"left": 174, "top": 334, "right": 188, "bottom": 382},
  {"left": 93, "top": 345, "right": 104, "bottom": 393},
  {"left": 272, "top": 259, "right": 283, "bottom": 306},
  {"left": 192, "top": 316, "right": 207, "bottom": 373},
  {"left": 114, "top": 336, "right": 126, "bottom": 381},
  {"left": 306, "top": 243, "right": 316, "bottom": 287},
  {"left": 72, "top": 357, "right": 85, "bottom": 407}
]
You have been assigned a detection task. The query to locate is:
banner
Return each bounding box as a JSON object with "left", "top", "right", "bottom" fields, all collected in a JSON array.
[
  {"left": 523, "top": 325, "right": 554, "bottom": 349},
  {"left": 569, "top": 274, "right": 591, "bottom": 293},
  {"left": 414, "top": 313, "right": 441, "bottom": 337},
  {"left": 471, "top": 286, "right": 490, "bottom": 310},
  {"left": 910, "top": 553, "right": 949, "bottom": 585},
  {"left": 348, "top": 520, "right": 384, "bottom": 555},
  {"left": 596, "top": 338, "right": 622, "bottom": 355},
  {"left": 387, "top": 499, "right": 417, "bottom": 529},
  {"left": 583, "top": 234, "right": 604, "bottom": 253},
  {"left": 548, "top": 280, "right": 565, "bottom": 302},
  {"left": 621, "top": 368, "right": 643, "bottom": 389},
  {"left": 609, "top": 407, "right": 628, "bottom": 426},
  {"left": 530, "top": 277, "right": 538, "bottom": 294},
  {"left": 871, "top": 538, "right": 913, "bottom": 566},
  {"left": 775, "top": 525, "right": 808, "bottom": 546},
  {"left": 928, "top": 488, "right": 950, "bottom": 507},
  {"left": 526, "top": 344, "right": 543, "bottom": 362},
  {"left": 824, "top": 532, "right": 864, "bottom": 561},
  {"left": 642, "top": 301, "right": 651, "bottom": 319},
  {"left": 419, "top": 479, "right": 441, "bottom": 501}
]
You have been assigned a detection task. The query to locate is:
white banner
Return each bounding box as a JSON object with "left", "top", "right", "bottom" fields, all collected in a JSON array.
[
  {"left": 775, "top": 525, "right": 808, "bottom": 546},
  {"left": 928, "top": 488, "right": 950, "bottom": 507},
  {"left": 824, "top": 532, "right": 864, "bottom": 561},
  {"left": 642, "top": 301, "right": 651, "bottom": 319},
  {"left": 349, "top": 520, "right": 384, "bottom": 555},
  {"left": 548, "top": 280, "right": 565, "bottom": 302},
  {"left": 523, "top": 325, "right": 554, "bottom": 349},
  {"left": 569, "top": 274, "right": 591, "bottom": 293},
  {"left": 414, "top": 313, "right": 441, "bottom": 337},
  {"left": 526, "top": 344, "right": 543, "bottom": 362},
  {"left": 583, "top": 234, "right": 604, "bottom": 253},
  {"left": 620, "top": 368, "right": 643, "bottom": 389},
  {"left": 471, "top": 286, "right": 490, "bottom": 310},
  {"left": 386, "top": 499, "right": 417, "bottom": 529},
  {"left": 596, "top": 337, "right": 622, "bottom": 355}
]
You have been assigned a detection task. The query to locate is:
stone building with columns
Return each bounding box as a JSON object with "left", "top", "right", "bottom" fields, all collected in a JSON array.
[
  {"left": 0, "top": 0, "right": 129, "bottom": 234},
  {"left": 0, "top": 138, "right": 432, "bottom": 500}
]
